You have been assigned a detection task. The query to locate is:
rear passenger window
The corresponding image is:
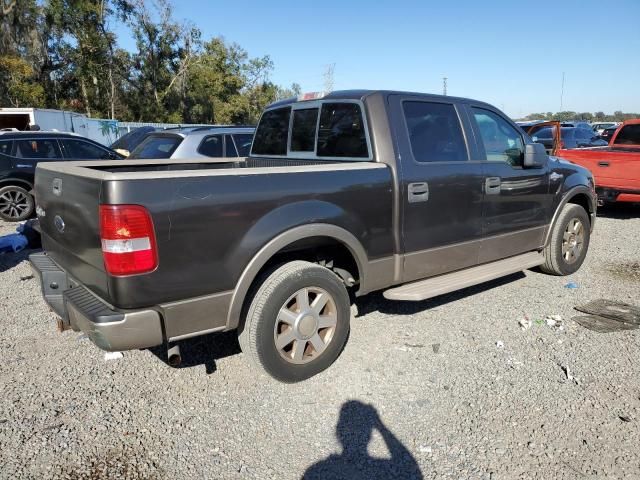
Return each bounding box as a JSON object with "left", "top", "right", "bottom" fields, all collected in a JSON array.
[
  {"left": 290, "top": 108, "right": 319, "bottom": 152},
  {"left": 198, "top": 135, "right": 223, "bottom": 157},
  {"left": 252, "top": 107, "right": 291, "bottom": 156},
  {"left": 129, "top": 135, "right": 182, "bottom": 159},
  {"left": 403, "top": 102, "right": 468, "bottom": 162},
  {"left": 473, "top": 108, "right": 524, "bottom": 167},
  {"left": 60, "top": 139, "right": 110, "bottom": 159},
  {"left": 317, "top": 103, "right": 368, "bottom": 158},
  {"left": 224, "top": 135, "right": 238, "bottom": 156},
  {"left": 14, "top": 139, "right": 62, "bottom": 160},
  {"left": 232, "top": 133, "right": 253, "bottom": 156}
]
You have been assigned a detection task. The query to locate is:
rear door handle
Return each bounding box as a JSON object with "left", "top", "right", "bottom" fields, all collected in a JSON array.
[
  {"left": 485, "top": 177, "right": 501, "bottom": 194},
  {"left": 598, "top": 161, "right": 610, "bottom": 167},
  {"left": 408, "top": 182, "right": 429, "bottom": 203}
]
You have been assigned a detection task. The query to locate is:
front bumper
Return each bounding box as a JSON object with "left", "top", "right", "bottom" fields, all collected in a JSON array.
[{"left": 29, "top": 252, "right": 164, "bottom": 351}]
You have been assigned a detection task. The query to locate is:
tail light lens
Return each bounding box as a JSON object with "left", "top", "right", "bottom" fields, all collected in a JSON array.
[{"left": 99, "top": 205, "right": 158, "bottom": 276}]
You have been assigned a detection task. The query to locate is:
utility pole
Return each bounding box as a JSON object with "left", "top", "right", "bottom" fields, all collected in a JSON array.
[
  {"left": 560, "top": 72, "right": 565, "bottom": 111},
  {"left": 442, "top": 77, "right": 447, "bottom": 96},
  {"left": 323, "top": 63, "right": 335, "bottom": 92}
]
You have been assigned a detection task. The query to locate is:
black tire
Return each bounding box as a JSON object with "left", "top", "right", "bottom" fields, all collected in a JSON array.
[
  {"left": 540, "top": 203, "right": 590, "bottom": 275},
  {"left": 0, "top": 185, "right": 34, "bottom": 222},
  {"left": 238, "top": 261, "right": 351, "bottom": 383}
]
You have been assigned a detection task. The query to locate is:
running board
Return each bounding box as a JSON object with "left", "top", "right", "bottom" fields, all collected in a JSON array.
[{"left": 383, "top": 252, "right": 544, "bottom": 301}]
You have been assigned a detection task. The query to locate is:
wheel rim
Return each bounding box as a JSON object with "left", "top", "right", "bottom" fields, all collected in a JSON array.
[
  {"left": 0, "top": 189, "right": 30, "bottom": 219},
  {"left": 273, "top": 286, "right": 338, "bottom": 365},
  {"left": 562, "top": 217, "right": 585, "bottom": 264}
]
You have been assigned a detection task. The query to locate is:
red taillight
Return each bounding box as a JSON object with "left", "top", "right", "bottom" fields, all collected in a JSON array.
[{"left": 99, "top": 205, "right": 158, "bottom": 276}]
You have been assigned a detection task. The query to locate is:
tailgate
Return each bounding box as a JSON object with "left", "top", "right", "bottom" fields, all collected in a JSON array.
[{"left": 34, "top": 164, "right": 109, "bottom": 299}]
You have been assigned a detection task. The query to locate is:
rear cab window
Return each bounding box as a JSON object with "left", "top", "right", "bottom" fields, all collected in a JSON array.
[
  {"left": 129, "top": 135, "right": 182, "bottom": 159},
  {"left": 251, "top": 100, "right": 371, "bottom": 160}
]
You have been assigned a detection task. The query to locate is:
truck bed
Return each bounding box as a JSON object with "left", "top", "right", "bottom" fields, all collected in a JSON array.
[{"left": 35, "top": 158, "right": 394, "bottom": 314}]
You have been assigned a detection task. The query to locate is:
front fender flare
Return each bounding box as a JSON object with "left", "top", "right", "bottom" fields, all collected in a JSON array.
[{"left": 544, "top": 185, "right": 596, "bottom": 246}]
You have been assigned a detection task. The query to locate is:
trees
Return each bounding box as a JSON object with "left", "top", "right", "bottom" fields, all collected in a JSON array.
[
  {"left": 520, "top": 110, "right": 639, "bottom": 122},
  {"left": 0, "top": 55, "right": 45, "bottom": 107},
  {"left": 0, "top": 0, "right": 296, "bottom": 123}
]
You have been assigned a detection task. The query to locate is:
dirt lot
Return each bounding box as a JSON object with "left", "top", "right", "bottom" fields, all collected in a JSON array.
[{"left": 1, "top": 205, "right": 639, "bottom": 479}]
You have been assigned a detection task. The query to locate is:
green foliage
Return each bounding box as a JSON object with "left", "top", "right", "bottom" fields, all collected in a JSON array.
[
  {"left": 0, "top": 0, "right": 296, "bottom": 124},
  {"left": 0, "top": 55, "right": 45, "bottom": 107}
]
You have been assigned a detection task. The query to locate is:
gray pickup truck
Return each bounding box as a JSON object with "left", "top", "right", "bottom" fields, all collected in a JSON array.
[{"left": 30, "top": 90, "right": 596, "bottom": 382}]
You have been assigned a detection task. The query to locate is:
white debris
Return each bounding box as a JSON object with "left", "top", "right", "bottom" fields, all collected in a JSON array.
[
  {"left": 104, "top": 351, "right": 124, "bottom": 361},
  {"left": 519, "top": 316, "right": 532, "bottom": 330},
  {"left": 496, "top": 341, "right": 504, "bottom": 349},
  {"left": 545, "top": 315, "right": 563, "bottom": 328},
  {"left": 418, "top": 444, "right": 432, "bottom": 454}
]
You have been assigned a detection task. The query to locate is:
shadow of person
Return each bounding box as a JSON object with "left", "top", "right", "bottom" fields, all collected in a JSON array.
[{"left": 303, "top": 401, "right": 423, "bottom": 479}]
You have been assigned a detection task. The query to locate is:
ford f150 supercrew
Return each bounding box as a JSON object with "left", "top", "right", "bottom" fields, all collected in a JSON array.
[{"left": 30, "top": 90, "right": 597, "bottom": 382}]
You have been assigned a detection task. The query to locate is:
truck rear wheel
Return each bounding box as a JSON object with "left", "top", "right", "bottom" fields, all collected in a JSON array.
[
  {"left": 0, "top": 185, "right": 34, "bottom": 222},
  {"left": 238, "top": 261, "right": 351, "bottom": 383},
  {"left": 540, "top": 203, "right": 590, "bottom": 275}
]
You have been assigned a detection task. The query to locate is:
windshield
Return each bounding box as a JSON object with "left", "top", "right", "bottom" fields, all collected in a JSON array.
[{"left": 129, "top": 135, "right": 182, "bottom": 159}]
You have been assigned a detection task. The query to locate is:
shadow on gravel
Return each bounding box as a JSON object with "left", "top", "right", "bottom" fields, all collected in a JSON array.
[
  {"left": 303, "top": 400, "right": 423, "bottom": 479},
  {"left": 0, "top": 248, "right": 36, "bottom": 273},
  {"left": 149, "top": 331, "right": 241, "bottom": 374},
  {"left": 597, "top": 203, "right": 640, "bottom": 219},
  {"left": 355, "top": 271, "right": 526, "bottom": 317}
]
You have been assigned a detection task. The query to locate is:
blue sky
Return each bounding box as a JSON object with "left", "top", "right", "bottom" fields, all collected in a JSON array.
[{"left": 113, "top": 0, "right": 640, "bottom": 118}]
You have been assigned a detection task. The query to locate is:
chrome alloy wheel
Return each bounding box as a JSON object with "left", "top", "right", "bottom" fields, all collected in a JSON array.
[
  {"left": 273, "top": 287, "right": 338, "bottom": 364},
  {"left": 562, "top": 217, "right": 585, "bottom": 264},
  {"left": 0, "top": 188, "right": 30, "bottom": 220}
]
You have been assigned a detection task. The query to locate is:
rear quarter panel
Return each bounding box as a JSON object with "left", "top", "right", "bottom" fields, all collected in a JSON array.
[{"left": 102, "top": 164, "right": 394, "bottom": 309}]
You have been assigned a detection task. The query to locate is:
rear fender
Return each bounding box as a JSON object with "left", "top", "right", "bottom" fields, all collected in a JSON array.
[{"left": 225, "top": 207, "right": 369, "bottom": 330}]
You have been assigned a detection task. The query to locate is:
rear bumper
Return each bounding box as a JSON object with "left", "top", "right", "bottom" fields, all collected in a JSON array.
[{"left": 29, "top": 252, "right": 164, "bottom": 351}]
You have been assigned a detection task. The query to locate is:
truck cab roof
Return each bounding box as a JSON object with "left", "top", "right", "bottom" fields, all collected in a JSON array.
[{"left": 266, "top": 89, "right": 497, "bottom": 111}]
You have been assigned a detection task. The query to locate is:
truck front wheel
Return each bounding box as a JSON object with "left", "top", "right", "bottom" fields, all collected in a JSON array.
[
  {"left": 238, "top": 261, "right": 351, "bottom": 383},
  {"left": 540, "top": 203, "right": 591, "bottom": 275}
]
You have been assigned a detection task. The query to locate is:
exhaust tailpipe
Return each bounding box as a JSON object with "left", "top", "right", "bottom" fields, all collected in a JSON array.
[{"left": 167, "top": 344, "right": 182, "bottom": 367}]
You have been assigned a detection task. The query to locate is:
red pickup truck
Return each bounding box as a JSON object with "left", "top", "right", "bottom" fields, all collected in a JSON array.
[{"left": 528, "top": 120, "right": 640, "bottom": 204}]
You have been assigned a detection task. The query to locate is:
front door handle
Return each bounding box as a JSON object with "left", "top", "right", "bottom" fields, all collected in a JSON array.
[
  {"left": 408, "top": 182, "right": 429, "bottom": 203},
  {"left": 485, "top": 177, "right": 501, "bottom": 194},
  {"left": 598, "top": 161, "right": 610, "bottom": 167}
]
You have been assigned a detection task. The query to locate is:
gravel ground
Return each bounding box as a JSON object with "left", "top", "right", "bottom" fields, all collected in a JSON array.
[{"left": 1, "top": 205, "right": 639, "bottom": 480}]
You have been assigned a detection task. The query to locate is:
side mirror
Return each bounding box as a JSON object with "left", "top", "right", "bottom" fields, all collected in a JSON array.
[
  {"left": 524, "top": 142, "right": 547, "bottom": 168},
  {"left": 114, "top": 148, "right": 130, "bottom": 158}
]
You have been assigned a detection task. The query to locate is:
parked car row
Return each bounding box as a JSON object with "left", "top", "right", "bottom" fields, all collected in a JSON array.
[{"left": 0, "top": 126, "right": 255, "bottom": 221}]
